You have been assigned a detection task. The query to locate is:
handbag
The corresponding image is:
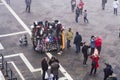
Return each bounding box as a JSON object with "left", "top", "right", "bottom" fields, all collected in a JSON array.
[{"left": 45, "top": 71, "right": 49, "bottom": 79}]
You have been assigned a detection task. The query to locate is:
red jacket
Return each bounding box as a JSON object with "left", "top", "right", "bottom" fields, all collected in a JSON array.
[
  {"left": 78, "top": 1, "right": 84, "bottom": 9},
  {"left": 90, "top": 55, "right": 99, "bottom": 68},
  {"left": 95, "top": 37, "right": 102, "bottom": 47}
]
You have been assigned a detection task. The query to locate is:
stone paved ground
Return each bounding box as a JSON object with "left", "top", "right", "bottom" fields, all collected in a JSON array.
[{"left": 0, "top": 0, "right": 120, "bottom": 80}]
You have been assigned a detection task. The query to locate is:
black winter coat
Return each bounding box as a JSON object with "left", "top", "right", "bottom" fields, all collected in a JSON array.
[
  {"left": 74, "top": 34, "right": 82, "bottom": 45},
  {"left": 82, "top": 45, "right": 90, "bottom": 56},
  {"left": 41, "top": 59, "right": 48, "bottom": 71}
]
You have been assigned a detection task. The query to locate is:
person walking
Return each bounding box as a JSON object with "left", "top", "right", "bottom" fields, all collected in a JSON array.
[
  {"left": 71, "top": 0, "right": 76, "bottom": 12},
  {"left": 25, "top": 0, "right": 32, "bottom": 13},
  {"left": 89, "top": 48, "right": 100, "bottom": 75},
  {"left": 90, "top": 36, "right": 95, "bottom": 55},
  {"left": 75, "top": 7, "right": 80, "bottom": 23},
  {"left": 83, "top": 10, "right": 89, "bottom": 23},
  {"left": 78, "top": 0, "right": 84, "bottom": 15},
  {"left": 66, "top": 28, "right": 73, "bottom": 49},
  {"left": 41, "top": 57, "right": 48, "bottom": 80},
  {"left": 95, "top": 36, "right": 102, "bottom": 55},
  {"left": 102, "top": 0, "right": 107, "bottom": 10},
  {"left": 50, "top": 60, "right": 60, "bottom": 80},
  {"left": 74, "top": 32, "right": 82, "bottom": 53},
  {"left": 82, "top": 42, "right": 90, "bottom": 65},
  {"left": 113, "top": 0, "right": 119, "bottom": 16},
  {"left": 103, "top": 63, "right": 113, "bottom": 80}
]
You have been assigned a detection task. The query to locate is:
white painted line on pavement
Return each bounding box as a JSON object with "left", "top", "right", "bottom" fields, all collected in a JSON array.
[
  {"left": 46, "top": 53, "right": 73, "bottom": 80},
  {"left": 1, "top": 0, "right": 74, "bottom": 79},
  {"left": 0, "top": 43, "right": 4, "bottom": 50},
  {"left": 0, "top": 70, "right": 5, "bottom": 80},
  {"left": 1, "top": 0, "right": 31, "bottom": 35},
  {"left": 1, "top": 53, "right": 42, "bottom": 73},
  {"left": 19, "top": 53, "right": 42, "bottom": 72},
  {"left": 10, "top": 61, "right": 25, "bottom": 80},
  {"left": 0, "top": 31, "right": 28, "bottom": 38}
]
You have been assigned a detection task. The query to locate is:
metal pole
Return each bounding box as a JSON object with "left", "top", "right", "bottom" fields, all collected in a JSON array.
[
  {"left": 10, "top": 69, "right": 13, "bottom": 80},
  {"left": 5, "top": 61, "right": 8, "bottom": 77},
  {"left": 0, "top": 54, "right": 4, "bottom": 69}
]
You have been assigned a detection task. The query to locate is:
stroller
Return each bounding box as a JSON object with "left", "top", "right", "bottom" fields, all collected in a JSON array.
[{"left": 19, "top": 34, "right": 28, "bottom": 46}]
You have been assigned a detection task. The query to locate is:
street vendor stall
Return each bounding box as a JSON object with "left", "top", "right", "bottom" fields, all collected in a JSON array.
[{"left": 31, "top": 20, "right": 65, "bottom": 53}]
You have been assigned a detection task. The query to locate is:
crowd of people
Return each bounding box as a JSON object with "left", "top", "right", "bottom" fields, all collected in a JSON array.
[
  {"left": 41, "top": 56, "right": 59, "bottom": 80},
  {"left": 30, "top": 20, "right": 65, "bottom": 53},
  {"left": 40, "top": 27, "right": 118, "bottom": 80},
  {"left": 66, "top": 27, "right": 117, "bottom": 80},
  {"left": 71, "top": 0, "right": 119, "bottom": 23},
  {"left": 10, "top": 0, "right": 118, "bottom": 79}
]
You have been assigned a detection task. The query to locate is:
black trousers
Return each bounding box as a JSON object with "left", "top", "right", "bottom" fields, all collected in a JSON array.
[
  {"left": 114, "top": 8, "right": 117, "bottom": 16},
  {"left": 26, "top": 5, "right": 31, "bottom": 13},
  {"left": 104, "top": 75, "right": 109, "bottom": 80},
  {"left": 96, "top": 46, "right": 101, "bottom": 55},
  {"left": 90, "top": 66, "right": 97, "bottom": 74},
  {"left": 84, "top": 17, "right": 88, "bottom": 23},
  {"left": 90, "top": 48, "right": 95, "bottom": 55},
  {"left": 83, "top": 54, "right": 88, "bottom": 64},
  {"left": 53, "top": 75, "right": 58, "bottom": 80},
  {"left": 42, "top": 70, "right": 47, "bottom": 80},
  {"left": 102, "top": 3, "right": 105, "bottom": 10}
]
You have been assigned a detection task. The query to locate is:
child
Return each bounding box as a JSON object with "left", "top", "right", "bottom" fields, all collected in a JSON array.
[
  {"left": 19, "top": 34, "right": 28, "bottom": 46},
  {"left": 84, "top": 10, "right": 89, "bottom": 23}
]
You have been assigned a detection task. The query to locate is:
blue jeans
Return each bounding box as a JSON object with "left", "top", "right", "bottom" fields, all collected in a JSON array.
[
  {"left": 75, "top": 44, "right": 80, "bottom": 53},
  {"left": 75, "top": 14, "right": 79, "bottom": 23},
  {"left": 67, "top": 40, "right": 71, "bottom": 48}
]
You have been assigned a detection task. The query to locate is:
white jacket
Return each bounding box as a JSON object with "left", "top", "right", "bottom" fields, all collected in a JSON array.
[{"left": 113, "top": 0, "right": 119, "bottom": 8}]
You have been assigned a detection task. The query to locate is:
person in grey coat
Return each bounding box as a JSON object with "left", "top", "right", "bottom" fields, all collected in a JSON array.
[
  {"left": 102, "top": 0, "right": 107, "bottom": 10},
  {"left": 25, "top": 0, "right": 31, "bottom": 13},
  {"left": 51, "top": 61, "right": 60, "bottom": 80}
]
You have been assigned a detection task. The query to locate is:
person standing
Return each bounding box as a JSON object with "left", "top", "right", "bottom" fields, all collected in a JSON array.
[
  {"left": 82, "top": 42, "right": 90, "bottom": 65},
  {"left": 113, "top": 0, "right": 119, "bottom": 16},
  {"left": 74, "top": 32, "right": 82, "bottom": 53},
  {"left": 41, "top": 57, "right": 48, "bottom": 80},
  {"left": 103, "top": 63, "right": 113, "bottom": 80},
  {"left": 75, "top": 7, "right": 80, "bottom": 23},
  {"left": 95, "top": 36, "right": 102, "bottom": 55},
  {"left": 78, "top": 0, "right": 84, "bottom": 15},
  {"left": 83, "top": 10, "right": 89, "bottom": 23},
  {"left": 50, "top": 61, "right": 60, "bottom": 80},
  {"left": 89, "top": 48, "right": 100, "bottom": 75},
  {"left": 90, "top": 36, "right": 95, "bottom": 55},
  {"left": 25, "top": 0, "right": 32, "bottom": 13},
  {"left": 71, "top": 0, "right": 76, "bottom": 12},
  {"left": 66, "top": 28, "right": 73, "bottom": 49},
  {"left": 102, "top": 0, "right": 107, "bottom": 10}
]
